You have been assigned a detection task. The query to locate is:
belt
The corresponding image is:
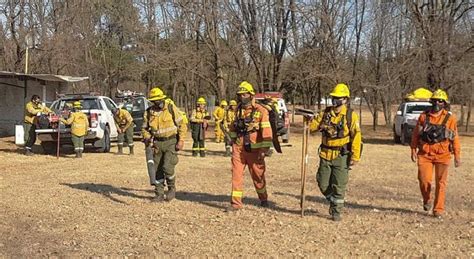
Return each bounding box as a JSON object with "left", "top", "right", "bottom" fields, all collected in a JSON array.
[
  {"left": 154, "top": 135, "right": 177, "bottom": 142},
  {"left": 320, "top": 144, "right": 347, "bottom": 151}
]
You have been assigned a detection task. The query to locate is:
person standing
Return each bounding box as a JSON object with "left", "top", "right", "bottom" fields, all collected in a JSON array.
[
  {"left": 227, "top": 81, "right": 273, "bottom": 211},
  {"left": 142, "top": 87, "right": 187, "bottom": 202},
  {"left": 308, "top": 83, "right": 362, "bottom": 221},
  {"left": 24, "top": 95, "right": 53, "bottom": 155},
  {"left": 61, "top": 101, "right": 89, "bottom": 158},
  {"left": 411, "top": 89, "right": 461, "bottom": 219},
  {"left": 223, "top": 100, "right": 237, "bottom": 157},
  {"left": 112, "top": 107, "right": 135, "bottom": 155},
  {"left": 190, "top": 97, "right": 209, "bottom": 157},
  {"left": 213, "top": 100, "right": 227, "bottom": 143}
]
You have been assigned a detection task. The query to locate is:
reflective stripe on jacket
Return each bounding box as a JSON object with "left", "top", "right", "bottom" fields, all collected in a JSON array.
[
  {"left": 61, "top": 111, "right": 89, "bottom": 137},
  {"left": 309, "top": 105, "right": 362, "bottom": 161},
  {"left": 229, "top": 103, "right": 273, "bottom": 150},
  {"left": 142, "top": 100, "right": 187, "bottom": 140}
]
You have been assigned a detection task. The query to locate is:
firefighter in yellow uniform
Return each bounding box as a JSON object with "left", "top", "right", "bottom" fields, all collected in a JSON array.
[
  {"left": 112, "top": 107, "right": 134, "bottom": 155},
  {"left": 190, "top": 97, "right": 210, "bottom": 157},
  {"left": 142, "top": 87, "right": 187, "bottom": 202},
  {"left": 61, "top": 101, "right": 89, "bottom": 158},
  {"left": 309, "top": 83, "right": 362, "bottom": 221},
  {"left": 223, "top": 100, "right": 237, "bottom": 156},
  {"left": 24, "top": 95, "right": 53, "bottom": 155},
  {"left": 213, "top": 100, "right": 227, "bottom": 143}
]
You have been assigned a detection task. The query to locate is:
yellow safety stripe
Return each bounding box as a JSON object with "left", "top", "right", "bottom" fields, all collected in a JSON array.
[
  {"left": 232, "top": 191, "right": 243, "bottom": 198},
  {"left": 260, "top": 122, "right": 271, "bottom": 128},
  {"left": 155, "top": 126, "right": 178, "bottom": 135},
  {"left": 256, "top": 187, "right": 267, "bottom": 194},
  {"left": 250, "top": 141, "right": 273, "bottom": 149},
  {"left": 199, "top": 148, "right": 206, "bottom": 151},
  {"left": 192, "top": 148, "right": 200, "bottom": 150}
]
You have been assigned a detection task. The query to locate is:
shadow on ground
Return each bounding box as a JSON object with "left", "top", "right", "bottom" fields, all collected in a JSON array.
[{"left": 273, "top": 191, "right": 421, "bottom": 215}]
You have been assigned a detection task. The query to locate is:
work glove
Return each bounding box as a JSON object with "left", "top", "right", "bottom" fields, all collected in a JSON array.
[
  {"left": 411, "top": 148, "right": 417, "bottom": 163},
  {"left": 175, "top": 140, "right": 184, "bottom": 151}
]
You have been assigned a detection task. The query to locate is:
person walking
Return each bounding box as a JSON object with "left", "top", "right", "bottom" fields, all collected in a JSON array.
[
  {"left": 411, "top": 89, "right": 461, "bottom": 219},
  {"left": 190, "top": 97, "right": 210, "bottom": 157},
  {"left": 308, "top": 83, "right": 362, "bottom": 221},
  {"left": 142, "top": 87, "right": 187, "bottom": 202},
  {"left": 227, "top": 81, "right": 273, "bottom": 211}
]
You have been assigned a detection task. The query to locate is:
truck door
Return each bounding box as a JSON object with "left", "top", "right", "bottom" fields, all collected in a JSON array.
[{"left": 103, "top": 98, "right": 119, "bottom": 138}]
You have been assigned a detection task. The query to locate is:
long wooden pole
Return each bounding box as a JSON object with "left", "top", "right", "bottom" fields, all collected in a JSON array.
[
  {"left": 56, "top": 122, "right": 61, "bottom": 159},
  {"left": 300, "top": 118, "right": 309, "bottom": 216}
]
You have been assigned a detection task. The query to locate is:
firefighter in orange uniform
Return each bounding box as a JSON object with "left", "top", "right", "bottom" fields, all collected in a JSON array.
[
  {"left": 227, "top": 81, "right": 273, "bottom": 211},
  {"left": 411, "top": 89, "right": 461, "bottom": 219}
]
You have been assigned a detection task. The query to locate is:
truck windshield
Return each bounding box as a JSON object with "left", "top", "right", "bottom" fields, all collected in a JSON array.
[
  {"left": 122, "top": 98, "right": 146, "bottom": 112},
  {"left": 52, "top": 98, "right": 101, "bottom": 110},
  {"left": 406, "top": 104, "right": 431, "bottom": 114}
]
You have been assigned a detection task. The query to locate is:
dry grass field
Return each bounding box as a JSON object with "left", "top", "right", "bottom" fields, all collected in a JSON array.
[{"left": 1, "top": 112, "right": 473, "bottom": 257}]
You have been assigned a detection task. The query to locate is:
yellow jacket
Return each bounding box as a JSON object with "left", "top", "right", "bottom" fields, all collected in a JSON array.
[
  {"left": 213, "top": 106, "right": 226, "bottom": 122},
  {"left": 190, "top": 108, "right": 209, "bottom": 124},
  {"left": 24, "top": 101, "right": 52, "bottom": 124},
  {"left": 223, "top": 109, "right": 236, "bottom": 131},
  {"left": 142, "top": 100, "right": 187, "bottom": 140},
  {"left": 114, "top": 108, "right": 134, "bottom": 130},
  {"left": 61, "top": 111, "right": 89, "bottom": 137},
  {"left": 309, "top": 105, "right": 362, "bottom": 161}
]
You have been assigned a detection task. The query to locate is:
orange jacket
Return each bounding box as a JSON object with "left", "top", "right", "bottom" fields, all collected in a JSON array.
[
  {"left": 229, "top": 103, "right": 273, "bottom": 150},
  {"left": 411, "top": 109, "right": 461, "bottom": 161}
]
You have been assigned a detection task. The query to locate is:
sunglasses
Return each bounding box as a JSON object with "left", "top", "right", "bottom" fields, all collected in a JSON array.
[{"left": 431, "top": 99, "right": 445, "bottom": 103}]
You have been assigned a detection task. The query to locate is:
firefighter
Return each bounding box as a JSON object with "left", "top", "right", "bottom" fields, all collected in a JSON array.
[
  {"left": 227, "top": 81, "right": 273, "bottom": 211},
  {"left": 190, "top": 97, "right": 210, "bottom": 157},
  {"left": 23, "top": 95, "right": 53, "bottom": 155},
  {"left": 60, "top": 101, "right": 89, "bottom": 158},
  {"left": 308, "top": 83, "right": 362, "bottom": 221},
  {"left": 411, "top": 89, "right": 461, "bottom": 219},
  {"left": 213, "top": 100, "right": 227, "bottom": 143},
  {"left": 112, "top": 107, "right": 134, "bottom": 155},
  {"left": 223, "top": 100, "right": 237, "bottom": 157},
  {"left": 142, "top": 87, "right": 187, "bottom": 202}
]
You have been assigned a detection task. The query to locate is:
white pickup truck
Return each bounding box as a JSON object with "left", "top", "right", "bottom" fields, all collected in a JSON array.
[
  {"left": 36, "top": 94, "right": 119, "bottom": 153},
  {"left": 393, "top": 101, "right": 432, "bottom": 145}
]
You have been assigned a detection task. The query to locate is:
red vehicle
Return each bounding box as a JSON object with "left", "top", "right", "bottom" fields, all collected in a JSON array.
[{"left": 255, "top": 92, "right": 290, "bottom": 143}]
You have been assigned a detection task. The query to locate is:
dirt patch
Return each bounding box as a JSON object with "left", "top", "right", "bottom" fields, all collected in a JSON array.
[{"left": 1, "top": 121, "right": 473, "bottom": 257}]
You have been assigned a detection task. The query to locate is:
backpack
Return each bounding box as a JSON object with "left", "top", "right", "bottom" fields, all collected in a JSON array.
[{"left": 421, "top": 112, "right": 451, "bottom": 144}]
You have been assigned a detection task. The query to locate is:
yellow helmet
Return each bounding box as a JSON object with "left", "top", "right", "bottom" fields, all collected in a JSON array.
[
  {"left": 229, "top": 100, "right": 237, "bottom": 106},
  {"left": 330, "top": 83, "right": 350, "bottom": 98},
  {"left": 237, "top": 81, "right": 255, "bottom": 95},
  {"left": 197, "top": 97, "right": 206, "bottom": 105},
  {"left": 73, "top": 101, "right": 82, "bottom": 108},
  {"left": 148, "top": 87, "right": 167, "bottom": 101},
  {"left": 431, "top": 89, "right": 449, "bottom": 102},
  {"left": 220, "top": 100, "right": 228, "bottom": 106}
]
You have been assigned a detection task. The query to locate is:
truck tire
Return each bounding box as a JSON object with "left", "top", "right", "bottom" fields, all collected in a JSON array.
[
  {"left": 393, "top": 125, "right": 401, "bottom": 144},
  {"left": 41, "top": 141, "right": 57, "bottom": 154},
  {"left": 99, "top": 126, "right": 111, "bottom": 153},
  {"left": 400, "top": 125, "right": 409, "bottom": 145}
]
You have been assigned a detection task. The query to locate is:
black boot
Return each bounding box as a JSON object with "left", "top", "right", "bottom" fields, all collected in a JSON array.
[
  {"left": 192, "top": 151, "right": 198, "bottom": 157},
  {"left": 117, "top": 145, "right": 123, "bottom": 155},
  {"left": 129, "top": 146, "right": 134, "bottom": 155},
  {"left": 25, "top": 148, "right": 33, "bottom": 156},
  {"left": 225, "top": 147, "right": 231, "bottom": 157},
  {"left": 200, "top": 150, "right": 206, "bottom": 157},
  {"left": 75, "top": 151, "right": 80, "bottom": 158},
  {"left": 79, "top": 151, "right": 83, "bottom": 158},
  {"left": 166, "top": 187, "right": 176, "bottom": 201},
  {"left": 152, "top": 184, "right": 165, "bottom": 203}
]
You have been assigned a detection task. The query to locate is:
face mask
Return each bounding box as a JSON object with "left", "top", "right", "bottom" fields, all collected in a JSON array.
[
  {"left": 153, "top": 100, "right": 165, "bottom": 110},
  {"left": 431, "top": 101, "right": 445, "bottom": 112},
  {"left": 239, "top": 96, "right": 252, "bottom": 105},
  {"left": 332, "top": 98, "right": 344, "bottom": 107}
]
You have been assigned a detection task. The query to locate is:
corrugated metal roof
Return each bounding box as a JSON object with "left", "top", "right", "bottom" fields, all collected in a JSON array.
[{"left": 0, "top": 71, "right": 88, "bottom": 83}]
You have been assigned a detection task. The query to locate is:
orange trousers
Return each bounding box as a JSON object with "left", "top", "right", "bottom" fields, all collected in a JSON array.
[
  {"left": 417, "top": 155, "right": 450, "bottom": 214},
  {"left": 231, "top": 145, "right": 268, "bottom": 208}
]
